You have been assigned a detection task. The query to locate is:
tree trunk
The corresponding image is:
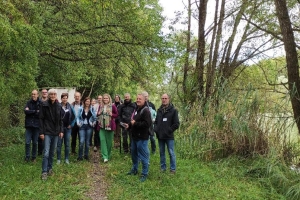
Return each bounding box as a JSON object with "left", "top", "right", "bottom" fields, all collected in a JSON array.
[
  {"left": 194, "top": 0, "right": 208, "bottom": 102},
  {"left": 274, "top": 0, "right": 300, "bottom": 134}
]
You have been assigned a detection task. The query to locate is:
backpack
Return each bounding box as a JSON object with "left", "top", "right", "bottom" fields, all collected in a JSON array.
[{"left": 141, "top": 105, "right": 156, "bottom": 136}]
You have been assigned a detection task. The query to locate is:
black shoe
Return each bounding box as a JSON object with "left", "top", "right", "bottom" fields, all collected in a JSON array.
[
  {"left": 25, "top": 157, "right": 30, "bottom": 162},
  {"left": 127, "top": 170, "right": 138, "bottom": 175},
  {"left": 38, "top": 152, "right": 43, "bottom": 156},
  {"left": 84, "top": 155, "right": 89, "bottom": 161},
  {"left": 77, "top": 157, "right": 83, "bottom": 161}
]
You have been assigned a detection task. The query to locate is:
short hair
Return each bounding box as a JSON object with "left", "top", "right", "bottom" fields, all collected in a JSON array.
[
  {"left": 48, "top": 88, "right": 57, "bottom": 94},
  {"left": 124, "top": 93, "right": 130, "bottom": 97},
  {"left": 141, "top": 91, "right": 148, "bottom": 96},
  {"left": 137, "top": 93, "right": 146, "bottom": 100},
  {"left": 61, "top": 93, "right": 69, "bottom": 99}
]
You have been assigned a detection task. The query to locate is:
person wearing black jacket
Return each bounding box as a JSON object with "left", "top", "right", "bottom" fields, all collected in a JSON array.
[
  {"left": 154, "top": 93, "right": 180, "bottom": 174},
  {"left": 124, "top": 93, "right": 152, "bottom": 182},
  {"left": 118, "top": 93, "right": 136, "bottom": 153},
  {"left": 39, "top": 88, "right": 63, "bottom": 180},
  {"left": 24, "top": 90, "right": 41, "bottom": 162}
]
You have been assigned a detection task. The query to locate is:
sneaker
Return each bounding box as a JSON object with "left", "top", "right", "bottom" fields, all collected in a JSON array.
[
  {"left": 48, "top": 169, "right": 54, "bottom": 176},
  {"left": 170, "top": 170, "right": 176, "bottom": 175},
  {"left": 57, "top": 160, "right": 61, "bottom": 165},
  {"left": 41, "top": 172, "right": 48, "bottom": 180},
  {"left": 140, "top": 175, "right": 147, "bottom": 182},
  {"left": 104, "top": 159, "right": 108, "bottom": 163},
  {"left": 127, "top": 169, "right": 138, "bottom": 175},
  {"left": 65, "top": 159, "right": 70, "bottom": 164},
  {"left": 93, "top": 146, "right": 98, "bottom": 152}
]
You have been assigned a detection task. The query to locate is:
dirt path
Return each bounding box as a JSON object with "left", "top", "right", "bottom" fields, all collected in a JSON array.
[{"left": 85, "top": 150, "right": 108, "bottom": 200}]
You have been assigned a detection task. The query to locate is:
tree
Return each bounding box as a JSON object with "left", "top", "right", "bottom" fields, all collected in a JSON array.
[{"left": 273, "top": 0, "right": 300, "bottom": 134}]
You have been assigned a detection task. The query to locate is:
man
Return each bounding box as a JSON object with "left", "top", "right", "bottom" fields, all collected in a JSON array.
[
  {"left": 40, "top": 88, "right": 48, "bottom": 102},
  {"left": 39, "top": 88, "right": 63, "bottom": 180},
  {"left": 141, "top": 91, "right": 156, "bottom": 154},
  {"left": 24, "top": 89, "right": 41, "bottom": 162},
  {"left": 154, "top": 93, "right": 180, "bottom": 174},
  {"left": 71, "top": 92, "right": 82, "bottom": 154},
  {"left": 118, "top": 93, "right": 136, "bottom": 153},
  {"left": 93, "top": 95, "right": 102, "bottom": 152},
  {"left": 125, "top": 93, "right": 152, "bottom": 182},
  {"left": 38, "top": 88, "right": 48, "bottom": 156}
]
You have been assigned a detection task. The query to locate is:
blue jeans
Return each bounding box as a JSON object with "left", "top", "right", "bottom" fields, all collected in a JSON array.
[
  {"left": 78, "top": 124, "right": 93, "bottom": 158},
  {"left": 25, "top": 127, "right": 39, "bottom": 159},
  {"left": 42, "top": 135, "right": 58, "bottom": 173},
  {"left": 131, "top": 139, "right": 150, "bottom": 176},
  {"left": 57, "top": 127, "right": 71, "bottom": 161},
  {"left": 158, "top": 139, "right": 176, "bottom": 171}
]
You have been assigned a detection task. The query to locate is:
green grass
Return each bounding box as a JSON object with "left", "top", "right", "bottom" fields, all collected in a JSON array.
[
  {"left": 0, "top": 142, "right": 287, "bottom": 200},
  {"left": 106, "top": 152, "right": 285, "bottom": 200}
]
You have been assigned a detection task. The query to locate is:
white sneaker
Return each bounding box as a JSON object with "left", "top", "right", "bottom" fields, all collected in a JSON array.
[
  {"left": 65, "top": 159, "right": 70, "bottom": 164},
  {"left": 93, "top": 146, "right": 97, "bottom": 152},
  {"left": 57, "top": 160, "right": 61, "bottom": 165},
  {"left": 104, "top": 159, "right": 108, "bottom": 163}
]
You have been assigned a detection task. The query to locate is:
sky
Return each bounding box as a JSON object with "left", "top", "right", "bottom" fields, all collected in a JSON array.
[{"left": 159, "top": 0, "right": 187, "bottom": 34}]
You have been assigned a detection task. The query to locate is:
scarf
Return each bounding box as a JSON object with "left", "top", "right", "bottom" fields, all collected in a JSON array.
[{"left": 97, "top": 104, "right": 112, "bottom": 129}]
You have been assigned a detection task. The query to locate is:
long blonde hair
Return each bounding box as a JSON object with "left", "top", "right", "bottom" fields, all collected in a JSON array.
[{"left": 102, "top": 93, "right": 112, "bottom": 106}]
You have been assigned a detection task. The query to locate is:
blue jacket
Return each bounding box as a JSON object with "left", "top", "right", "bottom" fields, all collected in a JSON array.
[
  {"left": 24, "top": 98, "right": 42, "bottom": 128},
  {"left": 61, "top": 102, "right": 76, "bottom": 128},
  {"left": 76, "top": 106, "right": 97, "bottom": 127}
]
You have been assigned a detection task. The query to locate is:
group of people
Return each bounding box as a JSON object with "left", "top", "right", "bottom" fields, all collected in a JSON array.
[{"left": 24, "top": 88, "right": 180, "bottom": 182}]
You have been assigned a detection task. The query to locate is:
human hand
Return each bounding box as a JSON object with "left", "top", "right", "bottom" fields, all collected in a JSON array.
[
  {"left": 40, "top": 134, "right": 44, "bottom": 140},
  {"left": 59, "top": 132, "right": 64, "bottom": 138}
]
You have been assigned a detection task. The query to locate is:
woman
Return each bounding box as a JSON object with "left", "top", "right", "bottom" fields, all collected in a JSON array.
[
  {"left": 97, "top": 94, "right": 118, "bottom": 162},
  {"left": 76, "top": 97, "right": 97, "bottom": 161},
  {"left": 57, "top": 93, "right": 75, "bottom": 164},
  {"left": 113, "top": 95, "right": 122, "bottom": 148}
]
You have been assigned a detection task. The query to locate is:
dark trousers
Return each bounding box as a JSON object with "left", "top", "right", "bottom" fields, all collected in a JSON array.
[
  {"left": 93, "top": 125, "right": 100, "bottom": 148},
  {"left": 71, "top": 125, "right": 79, "bottom": 153},
  {"left": 122, "top": 128, "right": 132, "bottom": 153},
  {"left": 38, "top": 137, "right": 44, "bottom": 155}
]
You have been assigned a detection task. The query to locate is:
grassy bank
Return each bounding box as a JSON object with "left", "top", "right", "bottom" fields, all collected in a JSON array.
[{"left": 0, "top": 141, "right": 287, "bottom": 200}]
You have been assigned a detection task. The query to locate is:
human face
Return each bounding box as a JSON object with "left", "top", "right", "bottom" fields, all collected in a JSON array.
[
  {"left": 144, "top": 94, "right": 149, "bottom": 101},
  {"left": 42, "top": 90, "right": 48, "bottom": 98},
  {"left": 115, "top": 96, "right": 120, "bottom": 102},
  {"left": 31, "top": 90, "right": 38, "bottom": 101},
  {"left": 61, "top": 96, "right": 68, "bottom": 105},
  {"left": 91, "top": 99, "right": 96, "bottom": 106},
  {"left": 49, "top": 92, "right": 57, "bottom": 103},
  {"left": 136, "top": 94, "right": 145, "bottom": 108},
  {"left": 103, "top": 95, "right": 110, "bottom": 105},
  {"left": 97, "top": 95, "right": 102, "bottom": 103},
  {"left": 124, "top": 94, "right": 131, "bottom": 102},
  {"left": 84, "top": 99, "right": 91, "bottom": 107},
  {"left": 74, "top": 92, "right": 81, "bottom": 103},
  {"left": 161, "top": 94, "right": 170, "bottom": 106}
]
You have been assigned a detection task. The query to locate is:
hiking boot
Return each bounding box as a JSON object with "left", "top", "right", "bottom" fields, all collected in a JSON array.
[
  {"left": 127, "top": 169, "right": 138, "bottom": 175},
  {"left": 140, "top": 175, "right": 147, "bottom": 182},
  {"left": 93, "top": 146, "right": 98, "bottom": 152},
  {"left": 48, "top": 169, "right": 54, "bottom": 176},
  {"left": 41, "top": 172, "right": 48, "bottom": 180}
]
